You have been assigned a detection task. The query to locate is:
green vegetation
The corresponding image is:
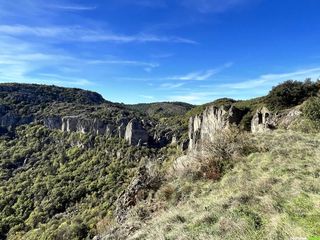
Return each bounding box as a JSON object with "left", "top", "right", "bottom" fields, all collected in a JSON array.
[
  {"left": 0, "top": 83, "right": 106, "bottom": 106},
  {"left": 127, "top": 102, "right": 194, "bottom": 119},
  {"left": 265, "top": 79, "right": 319, "bottom": 110},
  {"left": 110, "top": 130, "right": 320, "bottom": 240},
  {"left": 1, "top": 81, "right": 320, "bottom": 239},
  {"left": 303, "top": 97, "right": 320, "bottom": 123},
  {"left": 0, "top": 124, "right": 171, "bottom": 239}
]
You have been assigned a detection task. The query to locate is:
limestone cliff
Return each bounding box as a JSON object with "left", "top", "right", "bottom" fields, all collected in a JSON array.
[
  {"left": 0, "top": 112, "right": 33, "bottom": 130},
  {"left": 124, "top": 119, "right": 149, "bottom": 146},
  {"left": 42, "top": 116, "right": 151, "bottom": 146},
  {"left": 188, "top": 105, "right": 245, "bottom": 150},
  {"left": 251, "top": 106, "right": 302, "bottom": 133}
]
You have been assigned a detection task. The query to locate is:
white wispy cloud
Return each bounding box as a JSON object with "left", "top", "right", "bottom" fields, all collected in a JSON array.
[
  {"left": 0, "top": 34, "right": 161, "bottom": 88},
  {"left": 170, "top": 70, "right": 216, "bottom": 81},
  {"left": 88, "top": 60, "right": 159, "bottom": 68},
  {"left": 0, "top": 24, "right": 196, "bottom": 44},
  {"left": 80, "top": 34, "right": 197, "bottom": 44},
  {"left": 0, "top": 37, "right": 86, "bottom": 86},
  {"left": 224, "top": 67, "right": 320, "bottom": 89},
  {"left": 36, "top": 73, "right": 94, "bottom": 86},
  {"left": 0, "top": 25, "right": 72, "bottom": 37},
  {"left": 169, "top": 66, "right": 320, "bottom": 104},
  {"left": 160, "top": 83, "right": 185, "bottom": 89},
  {"left": 169, "top": 62, "right": 233, "bottom": 81},
  {"left": 47, "top": 4, "right": 97, "bottom": 11},
  {"left": 111, "top": 0, "right": 256, "bottom": 13},
  {"left": 181, "top": 0, "right": 257, "bottom": 13},
  {"left": 150, "top": 53, "right": 174, "bottom": 59}
]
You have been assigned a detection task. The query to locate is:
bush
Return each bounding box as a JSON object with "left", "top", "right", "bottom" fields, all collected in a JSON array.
[
  {"left": 303, "top": 97, "right": 320, "bottom": 122},
  {"left": 266, "top": 79, "right": 319, "bottom": 110},
  {"left": 186, "top": 127, "right": 254, "bottom": 180}
]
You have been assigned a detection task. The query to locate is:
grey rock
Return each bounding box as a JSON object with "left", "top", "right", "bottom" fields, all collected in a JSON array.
[
  {"left": 188, "top": 105, "right": 245, "bottom": 150},
  {"left": 0, "top": 113, "right": 33, "bottom": 129},
  {"left": 251, "top": 107, "right": 274, "bottom": 133},
  {"left": 43, "top": 116, "right": 62, "bottom": 129},
  {"left": 61, "top": 116, "right": 116, "bottom": 136},
  {"left": 125, "top": 119, "right": 149, "bottom": 146},
  {"left": 171, "top": 134, "right": 177, "bottom": 145},
  {"left": 251, "top": 106, "right": 302, "bottom": 133}
]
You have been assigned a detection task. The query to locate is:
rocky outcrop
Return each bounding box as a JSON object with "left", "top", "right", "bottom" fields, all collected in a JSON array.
[
  {"left": 43, "top": 116, "right": 116, "bottom": 136},
  {"left": 115, "top": 166, "right": 161, "bottom": 223},
  {"left": 62, "top": 116, "right": 116, "bottom": 136},
  {"left": 43, "top": 116, "right": 62, "bottom": 130},
  {"left": 152, "top": 129, "right": 176, "bottom": 148},
  {"left": 251, "top": 107, "right": 275, "bottom": 133},
  {"left": 0, "top": 112, "right": 174, "bottom": 147},
  {"left": 125, "top": 119, "right": 149, "bottom": 146},
  {"left": 45, "top": 116, "right": 177, "bottom": 148},
  {"left": 251, "top": 107, "right": 302, "bottom": 133},
  {"left": 0, "top": 112, "right": 33, "bottom": 130},
  {"left": 188, "top": 105, "right": 245, "bottom": 150}
]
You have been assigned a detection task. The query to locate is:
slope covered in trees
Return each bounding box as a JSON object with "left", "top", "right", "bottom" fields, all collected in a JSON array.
[{"left": 0, "top": 80, "right": 319, "bottom": 239}]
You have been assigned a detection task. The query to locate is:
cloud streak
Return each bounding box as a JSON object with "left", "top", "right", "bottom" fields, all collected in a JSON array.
[
  {"left": 182, "top": 0, "right": 257, "bottom": 13},
  {"left": 169, "top": 62, "right": 233, "bottom": 81},
  {"left": 111, "top": 0, "right": 257, "bottom": 13},
  {"left": 0, "top": 24, "right": 196, "bottom": 44},
  {"left": 160, "top": 83, "right": 185, "bottom": 89},
  {"left": 224, "top": 67, "right": 320, "bottom": 89},
  {"left": 80, "top": 34, "right": 197, "bottom": 44},
  {"left": 166, "top": 66, "right": 320, "bottom": 104},
  {"left": 0, "top": 35, "right": 162, "bottom": 88},
  {"left": 47, "top": 4, "right": 97, "bottom": 11},
  {"left": 88, "top": 60, "right": 159, "bottom": 68}
]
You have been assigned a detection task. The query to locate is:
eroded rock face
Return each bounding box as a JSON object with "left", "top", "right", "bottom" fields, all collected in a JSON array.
[
  {"left": 43, "top": 116, "right": 62, "bottom": 130},
  {"left": 251, "top": 107, "right": 275, "bottom": 133},
  {"left": 125, "top": 119, "right": 149, "bottom": 146},
  {"left": 251, "top": 107, "right": 302, "bottom": 133},
  {"left": 44, "top": 115, "right": 174, "bottom": 147},
  {"left": 61, "top": 116, "right": 116, "bottom": 136},
  {"left": 44, "top": 116, "right": 117, "bottom": 137},
  {"left": 0, "top": 113, "right": 33, "bottom": 130},
  {"left": 0, "top": 102, "right": 177, "bottom": 148},
  {"left": 188, "top": 105, "right": 245, "bottom": 150}
]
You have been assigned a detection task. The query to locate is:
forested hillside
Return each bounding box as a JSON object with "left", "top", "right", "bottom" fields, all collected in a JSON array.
[{"left": 0, "top": 81, "right": 320, "bottom": 240}]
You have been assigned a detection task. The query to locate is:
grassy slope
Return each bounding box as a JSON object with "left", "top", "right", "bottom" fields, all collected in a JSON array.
[{"left": 122, "top": 131, "right": 320, "bottom": 240}]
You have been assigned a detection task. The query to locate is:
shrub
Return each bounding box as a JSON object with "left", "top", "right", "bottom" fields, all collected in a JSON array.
[
  {"left": 186, "top": 127, "right": 254, "bottom": 180},
  {"left": 303, "top": 97, "right": 320, "bottom": 122},
  {"left": 265, "top": 79, "right": 319, "bottom": 110}
]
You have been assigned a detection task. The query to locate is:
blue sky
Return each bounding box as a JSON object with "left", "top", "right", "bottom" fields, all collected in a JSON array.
[{"left": 0, "top": 0, "right": 320, "bottom": 104}]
